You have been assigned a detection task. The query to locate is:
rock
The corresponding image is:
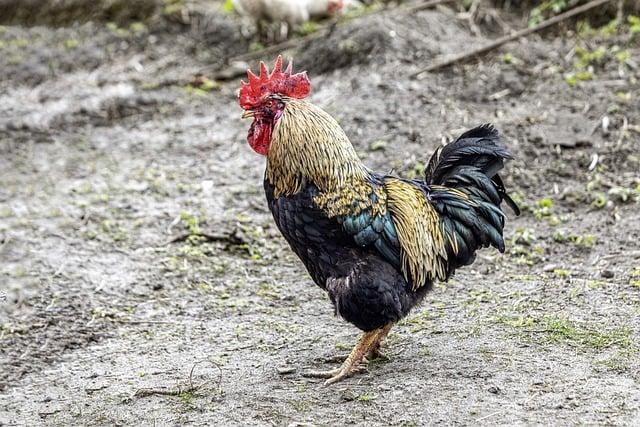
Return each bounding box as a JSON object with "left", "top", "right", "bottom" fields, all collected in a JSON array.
[
  {"left": 488, "top": 386, "right": 501, "bottom": 394},
  {"left": 276, "top": 366, "right": 296, "bottom": 375},
  {"left": 600, "top": 270, "right": 615, "bottom": 279}
]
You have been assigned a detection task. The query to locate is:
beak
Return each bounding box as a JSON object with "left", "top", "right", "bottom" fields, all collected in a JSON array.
[{"left": 241, "top": 110, "right": 255, "bottom": 119}]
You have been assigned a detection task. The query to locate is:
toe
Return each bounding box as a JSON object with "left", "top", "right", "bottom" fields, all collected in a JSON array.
[
  {"left": 302, "top": 368, "right": 341, "bottom": 379},
  {"left": 322, "top": 364, "right": 367, "bottom": 386}
]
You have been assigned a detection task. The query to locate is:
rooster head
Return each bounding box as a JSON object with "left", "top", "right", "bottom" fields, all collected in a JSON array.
[
  {"left": 239, "top": 55, "right": 311, "bottom": 155},
  {"left": 327, "top": 0, "right": 344, "bottom": 15}
]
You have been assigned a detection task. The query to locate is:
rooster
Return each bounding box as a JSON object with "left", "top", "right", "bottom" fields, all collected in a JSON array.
[
  {"left": 238, "top": 56, "right": 520, "bottom": 385},
  {"left": 233, "top": 0, "right": 348, "bottom": 41}
]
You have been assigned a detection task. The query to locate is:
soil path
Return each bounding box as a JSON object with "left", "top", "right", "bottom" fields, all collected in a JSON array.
[{"left": 1, "top": 2, "right": 639, "bottom": 425}]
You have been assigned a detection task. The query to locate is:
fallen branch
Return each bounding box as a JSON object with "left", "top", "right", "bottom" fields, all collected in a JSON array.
[
  {"left": 403, "top": 0, "right": 455, "bottom": 14},
  {"left": 164, "top": 230, "right": 245, "bottom": 246},
  {"left": 133, "top": 360, "right": 223, "bottom": 399},
  {"left": 133, "top": 385, "right": 195, "bottom": 398},
  {"left": 598, "top": 250, "right": 640, "bottom": 261},
  {"left": 111, "top": 319, "right": 181, "bottom": 325},
  {"left": 411, "top": 0, "right": 615, "bottom": 78}
]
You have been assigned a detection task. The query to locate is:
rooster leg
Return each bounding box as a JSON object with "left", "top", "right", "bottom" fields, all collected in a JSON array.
[
  {"left": 367, "top": 323, "right": 393, "bottom": 360},
  {"left": 303, "top": 323, "right": 393, "bottom": 385},
  {"left": 324, "top": 323, "right": 393, "bottom": 363}
]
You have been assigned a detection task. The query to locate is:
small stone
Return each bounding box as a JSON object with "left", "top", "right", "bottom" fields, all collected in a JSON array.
[
  {"left": 341, "top": 390, "right": 357, "bottom": 401},
  {"left": 488, "top": 386, "right": 501, "bottom": 394},
  {"left": 276, "top": 366, "right": 296, "bottom": 375},
  {"left": 601, "top": 270, "right": 615, "bottom": 279}
]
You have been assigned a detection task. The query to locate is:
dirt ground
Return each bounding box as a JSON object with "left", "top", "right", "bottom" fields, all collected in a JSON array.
[{"left": 1, "top": 1, "right": 639, "bottom": 425}]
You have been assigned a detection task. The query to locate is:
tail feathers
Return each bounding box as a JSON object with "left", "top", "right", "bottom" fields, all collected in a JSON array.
[
  {"left": 493, "top": 174, "right": 520, "bottom": 216},
  {"left": 425, "top": 124, "right": 519, "bottom": 215},
  {"left": 431, "top": 186, "right": 506, "bottom": 276},
  {"left": 425, "top": 124, "right": 509, "bottom": 184},
  {"left": 424, "top": 124, "right": 519, "bottom": 275}
]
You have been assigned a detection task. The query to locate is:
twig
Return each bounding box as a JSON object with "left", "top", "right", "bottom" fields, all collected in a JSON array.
[
  {"left": 458, "top": 0, "right": 482, "bottom": 37},
  {"left": 403, "top": 0, "right": 455, "bottom": 13},
  {"left": 133, "top": 360, "right": 223, "bottom": 399},
  {"left": 477, "top": 411, "right": 502, "bottom": 422},
  {"left": 599, "top": 250, "right": 640, "bottom": 261},
  {"left": 231, "top": 30, "right": 328, "bottom": 65},
  {"left": 133, "top": 385, "right": 195, "bottom": 398},
  {"left": 85, "top": 385, "right": 109, "bottom": 394},
  {"left": 411, "top": 0, "right": 615, "bottom": 77},
  {"left": 112, "top": 319, "right": 181, "bottom": 325},
  {"left": 164, "top": 231, "right": 244, "bottom": 245}
]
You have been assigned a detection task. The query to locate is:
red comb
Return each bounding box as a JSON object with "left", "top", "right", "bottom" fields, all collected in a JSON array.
[{"left": 239, "top": 56, "right": 311, "bottom": 110}]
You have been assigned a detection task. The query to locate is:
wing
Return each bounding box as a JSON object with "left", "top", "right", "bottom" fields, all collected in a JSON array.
[
  {"left": 325, "top": 175, "right": 449, "bottom": 291},
  {"left": 383, "top": 177, "right": 450, "bottom": 290},
  {"left": 311, "top": 175, "right": 404, "bottom": 276},
  {"left": 338, "top": 201, "right": 402, "bottom": 270}
]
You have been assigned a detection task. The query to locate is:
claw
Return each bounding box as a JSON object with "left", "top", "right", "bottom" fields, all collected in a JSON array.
[
  {"left": 324, "top": 365, "right": 367, "bottom": 386},
  {"left": 303, "top": 364, "right": 367, "bottom": 384}
]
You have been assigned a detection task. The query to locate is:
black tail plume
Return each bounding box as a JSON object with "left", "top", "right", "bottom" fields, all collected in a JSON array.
[
  {"left": 425, "top": 124, "right": 520, "bottom": 277},
  {"left": 426, "top": 124, "right": 519, "bottom": 215}
]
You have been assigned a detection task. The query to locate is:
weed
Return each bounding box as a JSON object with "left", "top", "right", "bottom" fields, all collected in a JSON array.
[
  {"left": 129, "top": 22, "right": 146, "bottom": 34},
  {"left": 551, "top": 231, "right": 595, "bottom": 249},
  {"left": 406, "top": 161, "right": 426, "bottom": 180},
  {"left": 357, "top": 392, "right": 377, "bottom": 402},
  {"left": 629, "top": 15, "right": 640, "bottom": 35},
  {"left": 222, "top": 0, "right": 234, "bottom": 13},
  {"left": 64, "top": 39, "right": 78, "bottom": 49},
  {"left": 591, "top": 192, "right": 607, "bottom": 209},
  {"left": 542, "top": 316, "right": 633, "bottom": 350},
  {"left": 335, "top": 342, "right": 351, "bottom": 351},
  {"left": 597, "top": 348, "right": 637, "bottom": 372},
  {"left": 297, "top": 21, "right": 318, "bottom": 36},
  {"left": 552, "top": 268, "right": 570, "bottom": 278},
  {"left": 529, "top": 0, "right": 568, "bottom": 27},
  {"left": 402, "top": 309, "right": 433, "bottom": 332},
  {"left": 163, "top": 0, "right": 184, "bottom": 16},
  {"left": 369, "top": 140, "right": 387, "bottom": 152},
  {"left": 511, "top": 227, "right": 536, "bottom": 246}
]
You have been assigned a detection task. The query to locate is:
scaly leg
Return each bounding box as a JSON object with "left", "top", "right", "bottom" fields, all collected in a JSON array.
[
  {"left": 367, "top": 323, "right": 393, "bottom": 360},
  {"left": 324, "top": 323, "right": 393, "bottom": 363},
  {"left": 304, "top": 323, "right": 393, "bottom": 385}
]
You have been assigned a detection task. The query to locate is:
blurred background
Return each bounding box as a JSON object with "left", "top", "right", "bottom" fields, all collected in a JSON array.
[{"left": 1, "top": 0, "right": 639, "bottom": 424}]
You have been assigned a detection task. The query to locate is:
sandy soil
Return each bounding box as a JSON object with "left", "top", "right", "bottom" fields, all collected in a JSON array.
[{"left": 1, "top": 1, "right": 639, "bottom": 425}]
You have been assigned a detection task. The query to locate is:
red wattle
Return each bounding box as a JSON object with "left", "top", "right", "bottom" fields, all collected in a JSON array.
[{"left": 247, "top": 119, "right": 272, "bottom": 156}]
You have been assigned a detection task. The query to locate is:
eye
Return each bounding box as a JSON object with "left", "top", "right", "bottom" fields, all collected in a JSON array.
[{"left": 266, "top": 97, "right": 284, "bottom": 108}]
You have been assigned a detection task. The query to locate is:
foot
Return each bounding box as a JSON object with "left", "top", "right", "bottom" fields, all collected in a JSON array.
[
  {"left": 302, "top": 364, "right": 367, "bottom": 384},
  {"left": 303, "top": 323, "right": 393, "bottom": 385}
]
